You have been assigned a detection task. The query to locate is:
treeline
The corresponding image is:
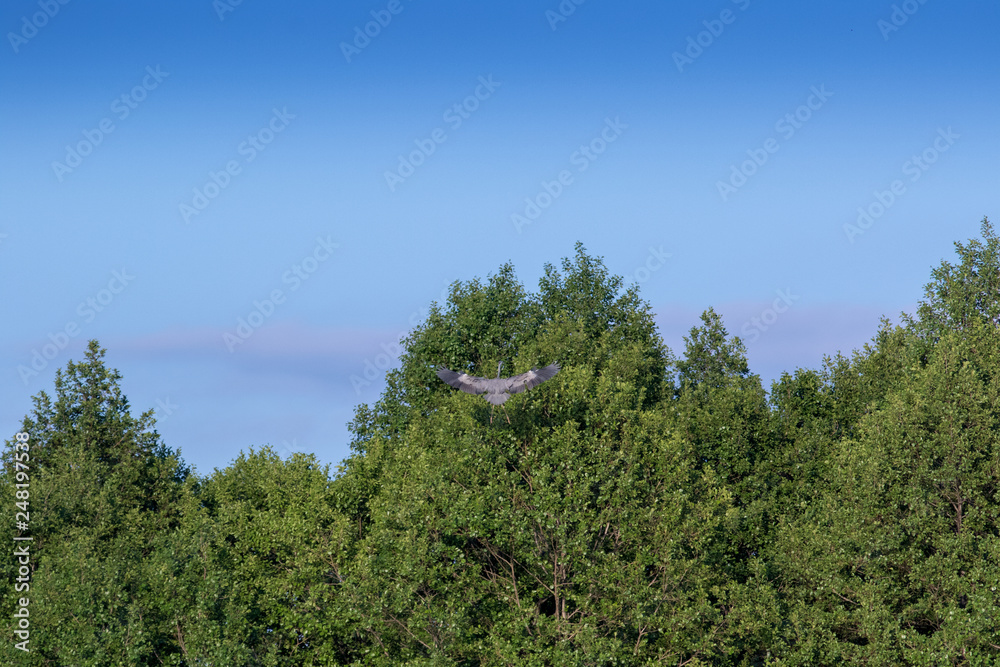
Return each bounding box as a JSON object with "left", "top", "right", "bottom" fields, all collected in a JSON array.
[{"left": 3, "top": 219, "right": 1000, "bottom": 666}]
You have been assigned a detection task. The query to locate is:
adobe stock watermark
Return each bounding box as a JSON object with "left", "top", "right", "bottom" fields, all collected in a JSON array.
[
  {"left": 276, "top": 438, "right": 300, "bottom": 459},
  {"left": 8, "top": 0, "right": 72, "bottom": 54},
  {"left": 511, "top": 116, "right": 627, "bottom": 233},
  {"left": 213, "top": 0, "right": 245, "bottom": 21},
  {"left": 154, "top": 397, "right": 180, "bottom": 424},
  {"left": 351, "top": 281, "right": 451, "bottom": 395},
  {"left": 16, "top": 268, "right": 135, "bottom": 385},
  {"left": 223, "top": 235, "right": 339, "bottom": 352},
  {"left": 545, "top": 0, "right": 587, "bottom": 30},
  {"left": 877, "top": 0, "right": 930, "bottom": 41},
  {"left": 384, "top": 75, "right": 501, "bottom": 192},
  {"left": 11, "top": 430, "right": 32, "bottom": 653},
  {"left": 673, "top": 0, "right": 751, "bottom": 73},
  {"left": 51, "top": 66, "right": 169, "bottom": 182},
  {"left": 340, "top": 0, "right": 414, "bottom": 63},
  {"left": 740, "top": 288, "right": 799, "bottom": 343},
  {"left": 843, "top": 126, "right": 958, "bottom": 244},
  {"left": 716, "top": 84, "right": 832, "bottom": 202},
  {"left": 628, "top": 246, "right": 672, "bottom": 284},
  {"left": 179, "top": 107, "right": 295, "bottom": 224}
]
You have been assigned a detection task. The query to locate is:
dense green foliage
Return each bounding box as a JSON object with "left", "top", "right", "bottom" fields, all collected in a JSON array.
[{"left": 3, "top": 221, "right": 999, "bottom": 665}]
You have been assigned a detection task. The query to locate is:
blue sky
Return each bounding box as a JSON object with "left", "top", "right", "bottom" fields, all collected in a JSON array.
[{"left": 2, "top": 0, "right": 998, "bottom": 475}]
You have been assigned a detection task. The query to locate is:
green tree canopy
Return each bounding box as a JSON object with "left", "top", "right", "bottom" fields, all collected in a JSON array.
[
  {"left": 773, "top": 319, "right": 1000, "bottom": 664},
  {"left": 333, "top": 245, "right": 777, "bottom": 664},
  {"left": 907, "top": 217, "right": 1000, "bottom": 343},
  {"left": 2, "top": 341, "right": 190, "bottom": 665},
  {"left": 5, "top": 224, "right": 1000, "bottom": 665}
]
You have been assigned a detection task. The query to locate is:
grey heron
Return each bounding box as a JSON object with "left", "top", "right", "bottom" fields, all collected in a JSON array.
[{"left": 436, "top": 361, "right": 560, "bottom": 423}]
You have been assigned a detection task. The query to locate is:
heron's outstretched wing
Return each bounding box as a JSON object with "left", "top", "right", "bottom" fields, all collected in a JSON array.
[
  {"left": 437, "top": 366, "right": 488, "bottom": 395},
  {"left": 507, "top": 362, "right": 560, "bottom": 395}
]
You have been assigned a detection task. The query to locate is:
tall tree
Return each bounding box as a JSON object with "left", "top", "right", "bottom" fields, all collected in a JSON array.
[
  {"left": 771, "top": 220, "right": 1000, "bottom": 665},
  {"left": 336, "top": 246, "right": 777, "bottom": 664},
  {"left": 672, "top": 308, "right": 773, "bottom": 586},
  {"left": 905, "top": 217, "right": 1000, "bottom": 346},
  {"left": 674, "top": 307, "right": 769, "bottom": 486},
  {"left": 773, "top": 320, "right": 1000, "bottom": 665},
  {"left": 1, "top": 341, "right": 189, "bottom": 665}
]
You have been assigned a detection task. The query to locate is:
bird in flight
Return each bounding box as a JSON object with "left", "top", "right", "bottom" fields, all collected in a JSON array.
[{"left": 436, "top": 361, "right": 560, "bottom": 423}]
